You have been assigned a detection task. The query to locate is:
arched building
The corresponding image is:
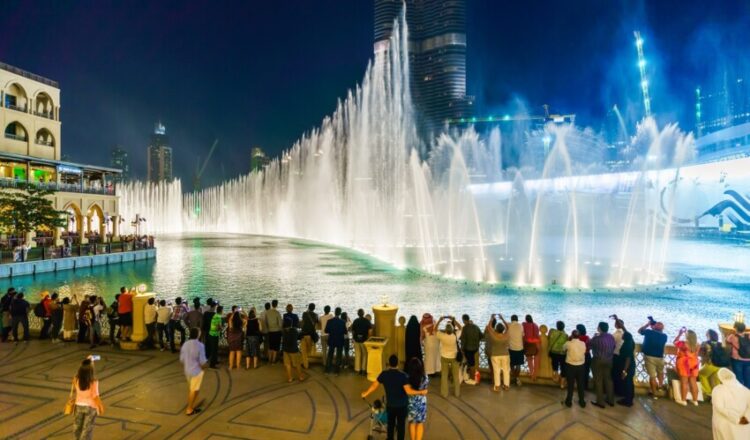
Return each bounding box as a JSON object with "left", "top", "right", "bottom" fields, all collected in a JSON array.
[{"left": 0, "top": 61, "right": 123, "bottom": 246}]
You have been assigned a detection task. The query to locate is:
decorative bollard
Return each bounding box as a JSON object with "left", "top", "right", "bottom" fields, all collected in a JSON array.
[
  {"left": 121, "top": 288, "right": 155, "bottom": 350},
  {"left": 364, "top": 336, "right": 388, "bottom": 381},
  {"left": 372, "top": 303, "right": 398, "bottom": 360}
]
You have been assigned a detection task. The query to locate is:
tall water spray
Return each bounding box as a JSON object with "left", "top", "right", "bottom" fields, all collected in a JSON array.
[{"left": 120, "top": 12, "right": 701, "bottom": 289}]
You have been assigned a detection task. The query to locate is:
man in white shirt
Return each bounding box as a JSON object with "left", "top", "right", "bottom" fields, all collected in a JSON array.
[
  {"left": 319, "top": 305, "right": 334, "bottom": 363},
  {"left": 563, "top": 330, "right": 587, "bottom": 408},
  {"left": 143, "top": 297, "right": 158, "bottom": 349},
  {"left": 435, "top": 316, "right": 463, "bottom": 398},
  {"left": 506, "top": 315, "right": 525, "bottom": 386},
  {"left": 156, "top": 300, "right": 172, "bottom": 351}
]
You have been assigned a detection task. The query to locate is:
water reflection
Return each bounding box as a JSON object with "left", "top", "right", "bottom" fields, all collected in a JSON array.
[{"left": 1, "top": 233, "right": 747, "bottom": 340}]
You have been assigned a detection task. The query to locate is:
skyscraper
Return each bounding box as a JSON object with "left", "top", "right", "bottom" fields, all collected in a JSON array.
[
  {"left": 696, "top": 74, "right": 750, "bottom": 137},
  {"left": 147, "top": 122, "right": 173, "bottom": 182},
  {"left": 110, "top": 146, "right": 130, "bottom": 184},
  {"left": 374, "top": 0, "right": 473, "bottom": 140}
]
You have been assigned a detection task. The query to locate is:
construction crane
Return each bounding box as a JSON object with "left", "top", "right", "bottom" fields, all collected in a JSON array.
[
  {"left": 192, "top": 139, "right": 219, "bottom": 193},
  {"left": 634, "top": 31, "right": 652, "bottom": 118},
  {"left": 191, "top": 139, "right": 219, "bottom": 216}
]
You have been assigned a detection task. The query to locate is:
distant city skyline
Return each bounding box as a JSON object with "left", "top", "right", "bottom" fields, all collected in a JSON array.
[{"left": 1, "top": 1, "right": 747, "bottom": 187}]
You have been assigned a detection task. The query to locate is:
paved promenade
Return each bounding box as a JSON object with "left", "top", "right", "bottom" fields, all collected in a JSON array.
[{"left": 1, "top": 341, "right": 711, "bottom": 439}]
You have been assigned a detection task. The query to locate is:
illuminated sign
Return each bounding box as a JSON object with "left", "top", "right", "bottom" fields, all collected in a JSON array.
[{"left": 57, "top": 165, "right": 82, "bottom": 174}]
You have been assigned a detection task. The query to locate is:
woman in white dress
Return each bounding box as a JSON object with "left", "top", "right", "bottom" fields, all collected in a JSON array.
[{"left": 420, "top": 313, "right": 441, "bottom": 375}]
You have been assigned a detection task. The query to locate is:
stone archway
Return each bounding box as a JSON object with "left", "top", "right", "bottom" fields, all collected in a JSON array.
[
  {"left": 85, "top": 202, "right": 106, "bottom": 239},
  {"left": 62, "top": 202, "right": 84, "bottom": 242}
]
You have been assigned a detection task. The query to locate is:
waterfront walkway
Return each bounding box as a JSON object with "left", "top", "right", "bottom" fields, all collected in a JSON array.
[{"left": 0, "top": 341, "right": 711, "bottom": 439}]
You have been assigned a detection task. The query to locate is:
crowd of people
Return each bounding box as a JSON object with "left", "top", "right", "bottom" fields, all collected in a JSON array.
[{"left": 2, "top": 286, "right": 750, "bottom": 440}]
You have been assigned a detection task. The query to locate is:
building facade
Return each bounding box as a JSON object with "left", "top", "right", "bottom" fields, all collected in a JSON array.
[
  {"left": 110, "top": 146, "right": 130, "bottom": 184},
  {"left": 1, "top": 62, "right": 122, "bottom": 246},
  {"left": 374, "top": 0, "right": 473, "bottom": 140},
  {"left": 696, "top": 75, "right": 750, "bottom": 137},
  {"left": 1, "top": 61, "right": 61, "bottom": 161},
  {"left": 147, "top": 122, "right": 173, "bottom": 182}
]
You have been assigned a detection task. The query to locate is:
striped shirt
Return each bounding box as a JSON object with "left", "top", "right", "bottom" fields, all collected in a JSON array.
[{"left": 589, "top": 333, "right": 616, "bottom": 362}]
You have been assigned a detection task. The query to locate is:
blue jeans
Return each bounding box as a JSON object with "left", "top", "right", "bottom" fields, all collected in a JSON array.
[{"left": 731, "top": 358, "right": 750, "bottom": 388}]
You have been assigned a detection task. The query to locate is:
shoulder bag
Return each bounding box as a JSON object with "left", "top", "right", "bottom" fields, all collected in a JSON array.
[
  {"left": 64, "top": 379, "right": 76, "bottom": 415},
  {"left": 304, "top": 313, "right": 319, "bottom": 343},
  {"left": 454, "top": 334, "right": 463, "bottom": 363}
]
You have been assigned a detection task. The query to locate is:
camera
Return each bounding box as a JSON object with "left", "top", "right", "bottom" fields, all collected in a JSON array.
[
  {"left": 90, "top": 355, "right": 101, "bottom": 361},
  {"left": 647, "top": 316, "right": 656, "bottom": 326}
]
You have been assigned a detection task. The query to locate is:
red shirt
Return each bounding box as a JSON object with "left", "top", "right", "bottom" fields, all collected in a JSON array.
[
  {"left": 522, "top": 322, "right": 540, "bottom": 343},
  {"left": 118, "top": 293, "right": 133, "bottom": 314},
  {"left": 42, "top": 296, "right": 52, "bottom": 317},
  {"left": 579, "top": 334, "right": 591, "bottom": 352}
]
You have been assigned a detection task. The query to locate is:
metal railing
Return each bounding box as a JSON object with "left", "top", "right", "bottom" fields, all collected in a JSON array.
[
  {"left": 4, "top": 133, "right": 28, "bottom": 142},
  {"left": 35, "top": 138, "right": 54, "bottom": 147},
  {"left": 34, "top": 110, "right": 54, "bottom": 120},
  {"left": 472, "top": 333, "right": 678, "bottom": 387},
  {"left": 0, "top": 61, "right": 59, "bottom": 88},
  {"left": 5, "top": 104, "right": 28, "bottom": 113},
  {"left": 0, "top": 177, "right": 115, "bottom": 195},
  {"left": 0, "top": 239, "right": 155, "bottom": 264}
]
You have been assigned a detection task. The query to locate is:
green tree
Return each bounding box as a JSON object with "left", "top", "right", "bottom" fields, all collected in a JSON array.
[{"left": 0, "top": 183, "right": 67, "bottom": 242}]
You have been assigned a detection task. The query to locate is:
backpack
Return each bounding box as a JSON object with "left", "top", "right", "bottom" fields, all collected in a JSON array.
[
  {"left": 33, "top": 301, "right": 45, "bottom": 318},
  {"left": 738, "top": 334, "right": 750, "bottom": 359},
  {"left": 710, "top": 341, "right": 731, "bottom": 367}
]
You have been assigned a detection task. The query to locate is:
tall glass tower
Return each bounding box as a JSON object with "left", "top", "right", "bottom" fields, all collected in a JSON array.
[
  {"left": 110, "top": 146, "right": 130, "bottom": 184},
  {"left": 147, "top": 122, "right": 173, "bottom": 182},
  {"left": 374, "top": 0, "right": 473, "bottom": 141}
]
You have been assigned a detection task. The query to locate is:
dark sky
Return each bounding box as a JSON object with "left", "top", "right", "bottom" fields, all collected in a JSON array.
[{"left": 2, "top": 1, "right": 748, "bottom": 186}]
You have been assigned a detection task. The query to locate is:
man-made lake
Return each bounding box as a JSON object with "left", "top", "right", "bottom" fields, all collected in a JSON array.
[{"left": 2, "top": 233, "right": 747, "bottom": 339}]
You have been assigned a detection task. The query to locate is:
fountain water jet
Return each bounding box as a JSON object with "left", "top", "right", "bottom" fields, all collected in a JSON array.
[{"left": 119, "top": 11, "right": 701, "bottom": 292}]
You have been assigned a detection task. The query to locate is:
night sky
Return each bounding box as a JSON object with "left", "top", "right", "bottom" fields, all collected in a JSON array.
[{"left": 1, "top": 1, "right": 748, "bottom": 187}]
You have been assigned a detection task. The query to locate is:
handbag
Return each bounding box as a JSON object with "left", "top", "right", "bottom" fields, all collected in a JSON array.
[
  {"left": 454, "top": 334, "right": 463, "bottom": 363},
  {"left": 303, "top": 313, "right": 320, "bottom": 343},
  {"left": 63, "top": 379, "right": 76, "bottom": 415}
]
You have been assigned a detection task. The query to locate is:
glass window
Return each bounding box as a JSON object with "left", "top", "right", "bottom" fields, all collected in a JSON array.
[{"left": 5, "top": 94, "right": 17, "bottom": 108}]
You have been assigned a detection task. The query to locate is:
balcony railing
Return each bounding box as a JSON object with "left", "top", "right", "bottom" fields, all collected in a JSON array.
[
  {"left": 0, "top": 177, "right": 115, "bottom": 196},
  {"left": 5, "top": 104, "right": 27, "bottom": 113},
  {"left": 4, "top": 133, "right": 28, "bottom": 142},
  {"left": 1, "top": 238, "right": 155, "bottom": 264},
  {"left": 35, "top": 138, "right": 54, "bottom": 147},
  {"left": 34, "top": 110, "right": 54, "bottom": 120}
]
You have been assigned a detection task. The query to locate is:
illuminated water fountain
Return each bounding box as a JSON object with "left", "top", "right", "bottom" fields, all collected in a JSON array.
[{"left": 120, "top": 12, "right": 704, "bottom": 292}]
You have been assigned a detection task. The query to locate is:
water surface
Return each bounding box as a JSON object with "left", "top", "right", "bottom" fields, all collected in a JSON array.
[{"left": 2, "top": 233, "right": 747, "bottom": 340}]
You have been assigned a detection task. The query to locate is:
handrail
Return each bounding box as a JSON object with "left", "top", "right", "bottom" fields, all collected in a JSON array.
[
  {"left": 0, "top": 240, "right": 155, "bottom": 264},
  {"left": 0, "top": 177, "right": 115, "bottom": 195},
  {"left": 0, "top": 61, "right": 59, "bottom": 88}
]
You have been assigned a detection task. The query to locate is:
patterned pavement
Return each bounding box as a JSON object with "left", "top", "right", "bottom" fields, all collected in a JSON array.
[{"left": 0, "top": 340, "right": 712, "bottom": 439}]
